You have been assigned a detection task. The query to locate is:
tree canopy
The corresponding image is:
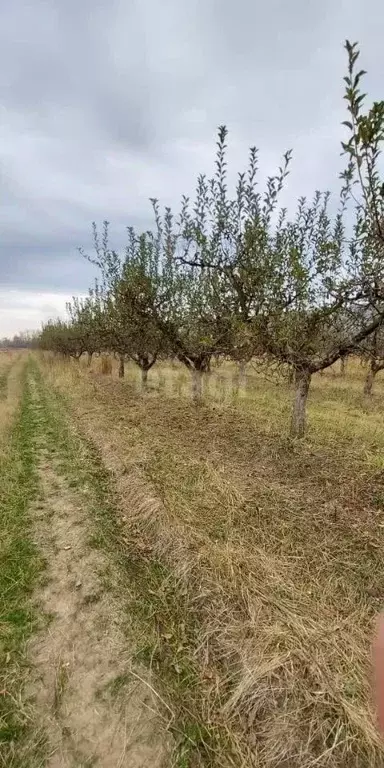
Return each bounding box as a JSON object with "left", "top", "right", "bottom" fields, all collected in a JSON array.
[{"left": 39, "top": 40, "right": 384, "bottom": 435}]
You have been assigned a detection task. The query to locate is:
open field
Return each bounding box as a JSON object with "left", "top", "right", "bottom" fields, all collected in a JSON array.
[{"left": 2, "top": 349, "right": 384, "bottom": 766}]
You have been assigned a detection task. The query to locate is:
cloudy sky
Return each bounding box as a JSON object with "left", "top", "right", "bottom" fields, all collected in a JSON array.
[{"left": 1, "top": 0, "right": 383, "bottom": 336}]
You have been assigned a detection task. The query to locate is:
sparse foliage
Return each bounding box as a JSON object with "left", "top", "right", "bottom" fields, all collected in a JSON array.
[{"left": 39, "top": 40, "right": 384, "bottom": 435}]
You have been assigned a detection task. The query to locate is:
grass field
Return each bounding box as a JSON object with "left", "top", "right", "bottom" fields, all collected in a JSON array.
[
  {"left": 0, "top": 352, "right": 46, "bottom": 767},
  {"left": 2, "top": 349, "right": 384, "bottom": 766}
]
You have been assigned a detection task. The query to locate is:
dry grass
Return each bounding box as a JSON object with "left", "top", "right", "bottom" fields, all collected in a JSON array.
[
  {"left": 0, "top": 351, "right": 25, "bottom": 455},
  {"left": 39, "top": 352, "right": 384, "bottom": 766},
  {"left": 100, "top": 354, "right": 113, "bottom": 375}
]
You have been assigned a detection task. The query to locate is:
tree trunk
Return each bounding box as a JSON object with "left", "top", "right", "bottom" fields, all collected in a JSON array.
[
  {"left": 364, "top": 361, "right": 377, "bottom": 395},
  {"left": 87, "top": 352, "right": 93, "bottom": 367},
  {"left": 340, "top": 356, "right": 346, "bottom": 377},
  {"left": 118, "top": 355, "right": 125, "bottom": 378},
  {"left": 290, "top": 368, "right": 311, "bottom": 438},
  {"left": 141, "top": 367, "right": 148, "bottom": 391},
  {"left": 191, "top": 367, "right": 203, "bottom": 402},
  {"left": 238, "top": 361, "right": 247, "bottom": 390}
]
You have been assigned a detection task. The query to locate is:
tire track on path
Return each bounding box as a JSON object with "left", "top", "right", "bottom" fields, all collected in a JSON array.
[{"left": 26, "top": 365, "right": 170, "bottom": 768}]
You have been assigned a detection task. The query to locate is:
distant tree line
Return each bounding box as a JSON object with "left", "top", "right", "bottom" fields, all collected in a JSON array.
[
  {"left": 39, "top": 42, "right": 384, "bottom": 436},
  {"left": 0, "top": 331, "right": 38, "bottom": 349}
]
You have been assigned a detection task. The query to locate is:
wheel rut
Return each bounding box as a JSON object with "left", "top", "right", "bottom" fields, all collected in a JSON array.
[{"left": 26, "top": 371, "right": 170, "bottom": 768}]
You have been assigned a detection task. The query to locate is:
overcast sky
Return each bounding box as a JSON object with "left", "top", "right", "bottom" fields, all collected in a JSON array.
[{"left": 1, "top": 0, "right": 383, "bottom": 336}]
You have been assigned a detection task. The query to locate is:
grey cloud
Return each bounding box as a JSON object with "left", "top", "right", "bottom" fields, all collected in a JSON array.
[{"left": 0, "top": 0, "right": 383, "bottom": 305}]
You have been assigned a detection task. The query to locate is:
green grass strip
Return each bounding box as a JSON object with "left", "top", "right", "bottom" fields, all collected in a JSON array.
[{"left": 0, "top": 363, "right": 46, "bottom": 767}]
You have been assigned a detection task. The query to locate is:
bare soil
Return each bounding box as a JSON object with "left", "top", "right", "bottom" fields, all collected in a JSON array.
[{"left": 27, "top": 379, "right": 170, "bottom": 767}]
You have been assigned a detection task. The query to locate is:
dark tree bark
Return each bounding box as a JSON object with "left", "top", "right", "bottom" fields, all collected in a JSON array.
[
  {"left": 238, "top": 360, "right": 247, "bottom": 390},
  {"left": 363, "top": 360, "right": 382, "bottom": 395},
  {"left": 191, "top": 367, "right": 203, "bottom": 402},
  {"left": 118, "top": 354, "right": 125, "bottom": 378},
  {"left": 176, "top": 353, "right": 211, "bottom": 403},
  {"left": 362, "top": 328, "right": 384, "bottom": 395},
  {"left": 188, "top": 356, "right": 211, "bottom": 402},
  {"left": 290, "top": 368, "right": 311, "bottom": 438},
  {"left": 141, "top": 367, "right": 148, "bottom": 390},
  {"left": 131, "top": 353, "right": 157, "bottom": 391}
]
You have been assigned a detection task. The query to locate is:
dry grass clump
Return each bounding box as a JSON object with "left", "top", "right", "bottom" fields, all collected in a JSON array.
[
  {"left": 40, "top": 354, "right": 384, "bottom": 766},
  {"left": 0, "top": 351, "right": 25, "bottom": 455},
  {"left": 100, "top": 354, "right": 113, "bottom": 375}
]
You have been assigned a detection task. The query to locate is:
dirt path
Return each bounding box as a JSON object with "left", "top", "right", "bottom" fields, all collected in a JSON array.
[{"left": 26, "top": 369, "right": 170, "bottom": 767}]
